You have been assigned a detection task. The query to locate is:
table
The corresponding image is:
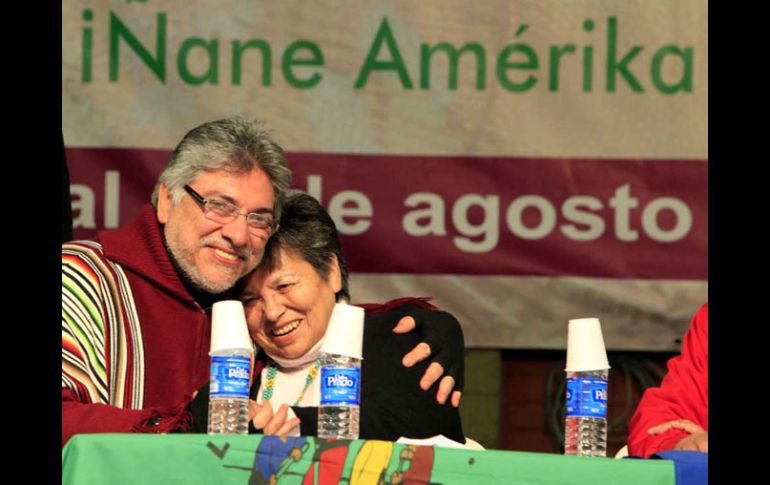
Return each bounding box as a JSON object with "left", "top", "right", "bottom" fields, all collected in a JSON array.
[{"left": 62, "top": 434, "right": 676, "bottom": 484}]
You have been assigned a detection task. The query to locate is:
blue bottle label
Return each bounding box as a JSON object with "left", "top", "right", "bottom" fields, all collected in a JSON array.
[
  {"left": 320, "top": 366, "right": 361, "bottom": 405},
  {"left": 566, "top": 377, "right": 607, "bottom": 418},
  {"left": 210, "top": 355, "right": 251, "bottom": 397}
]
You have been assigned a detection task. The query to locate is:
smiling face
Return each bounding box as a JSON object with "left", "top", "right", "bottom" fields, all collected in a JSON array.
[
  {"left": 241, "top": 249, "right": 342, "bottom": 360},
  {"left": 156, "top": 167, "right": 275, "bottom": 294}
]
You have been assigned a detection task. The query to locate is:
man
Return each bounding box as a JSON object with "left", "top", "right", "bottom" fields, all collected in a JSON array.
[
  {"left": 62, "top": 118, "right": 463, "bottom": 445},
  {"left": 627, "top": 304, "right": 708, "bottom": 457}
]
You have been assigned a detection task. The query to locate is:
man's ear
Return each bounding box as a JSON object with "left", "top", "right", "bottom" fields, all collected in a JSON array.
[
  {"left": 328, "top": 254, "right": 342, "bottom": 294},
  {"left": 157, "top": 184, "right": 172, "bottom": 224}
]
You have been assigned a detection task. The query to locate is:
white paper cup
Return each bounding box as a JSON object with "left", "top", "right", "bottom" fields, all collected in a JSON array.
[
  {"left": 320, "top": 303, "right": 365, "bottom": 360},
  {"left": 565, "top": 317, "right": 610, "bottom": 372},
  {"left": 210, "top": 300, "right": 252, "bottom": 354}
]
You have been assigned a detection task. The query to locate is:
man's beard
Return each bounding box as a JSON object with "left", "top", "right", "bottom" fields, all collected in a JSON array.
[{"left": 163, "top": 232, "right": 256, "bottom": 295}]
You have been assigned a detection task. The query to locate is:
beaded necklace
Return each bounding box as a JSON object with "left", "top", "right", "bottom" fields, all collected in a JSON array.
[{"left": 262, "top": 358, "right": 321, "bottom": 406}]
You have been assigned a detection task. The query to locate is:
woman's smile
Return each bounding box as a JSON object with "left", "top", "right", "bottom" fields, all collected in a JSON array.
[
  {"left": 271, "top": 319, "right": 301, "bottom": 337},
  {"left": 242, "top": 249, "right": 342, "bottom": 360}
]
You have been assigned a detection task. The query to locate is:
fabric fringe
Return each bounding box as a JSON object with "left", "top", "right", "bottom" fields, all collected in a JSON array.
[
  {"left": 358, "top": 297, "right": 438, "bottom": 316},
  {"left": 133, "top": 398, "right": 194, "bottom": 434}
]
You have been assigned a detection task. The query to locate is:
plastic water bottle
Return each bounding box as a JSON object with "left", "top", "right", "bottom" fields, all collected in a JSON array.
[
  {"left": 317, "top": 352, "right": 361, "bottom": 439},
  {"left": 207, "top": 301, "right": 253, "bottom": 435},
  {"left": 317, "top": 302, "right": 364, "bottom": 439},
  {"left": 564, "top": 369, "right": 608, "bottom": 457},
  {"left": 207, "top": 348, "right": 252, "bottom": 434}
]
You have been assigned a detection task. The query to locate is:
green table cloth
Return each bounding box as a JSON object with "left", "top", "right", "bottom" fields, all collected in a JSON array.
[{"left": 62, "top": 434, "right": 675, "bottom": 484}]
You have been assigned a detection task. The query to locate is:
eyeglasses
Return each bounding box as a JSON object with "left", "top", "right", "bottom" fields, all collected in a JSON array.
[{"left": 183, "top": 185, "right": 278, "bottom": 236}]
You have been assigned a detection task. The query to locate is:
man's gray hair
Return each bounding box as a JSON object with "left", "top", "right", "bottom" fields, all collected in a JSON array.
[{"left": 151, "top": 117, "right": 292, "bottom": 218}]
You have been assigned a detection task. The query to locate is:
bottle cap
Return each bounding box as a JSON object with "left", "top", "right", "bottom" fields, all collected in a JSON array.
[
  {"left": 209, "top": 300, "right": 252, "bottom": 354},
  {"left": 320, "top": 302, "right": 365, "bottom": 360},
  {"left": 565, "top": 317, "right": 610, "bottom": 372}
]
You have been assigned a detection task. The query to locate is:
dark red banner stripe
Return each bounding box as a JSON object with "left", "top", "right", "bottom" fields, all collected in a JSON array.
[{"left": 67, "top": 148, "right": 707, "bottom": 280}]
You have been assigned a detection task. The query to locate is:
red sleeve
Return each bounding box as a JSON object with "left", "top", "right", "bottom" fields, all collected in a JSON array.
[
  {"left": 62, "top": 389, "right": 192, "bottom": 447},
  {"left": 627, "top": 304, "right": 708, "bottom": 457}
]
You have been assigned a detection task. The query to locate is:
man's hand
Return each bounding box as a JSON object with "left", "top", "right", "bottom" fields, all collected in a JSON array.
[
  {"left": 249, "top": 401, "right": 300, "bottom": 437},
  {"left": 393, "top": 311, "right": 464, "bottom": 408},
  {"left": 674, "top": 431, "right": 708, "bottom": 452},
  {"left": 648, "top": 419, "right": 708, "bottom": 453}
]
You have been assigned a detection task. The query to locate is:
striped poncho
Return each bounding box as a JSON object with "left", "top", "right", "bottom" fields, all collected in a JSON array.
[{"left": 61, "top": 204, "right": 212, "bottom": 445}]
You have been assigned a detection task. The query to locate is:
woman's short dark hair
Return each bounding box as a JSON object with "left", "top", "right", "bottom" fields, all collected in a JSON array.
[{"left": 260, "top": 191, "right": 350, "bottom": 302}]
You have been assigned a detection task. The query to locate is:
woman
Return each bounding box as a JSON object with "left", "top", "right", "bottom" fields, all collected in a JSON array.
[{"left": 239, "top": 192, "right": 465, "bottom": 442}]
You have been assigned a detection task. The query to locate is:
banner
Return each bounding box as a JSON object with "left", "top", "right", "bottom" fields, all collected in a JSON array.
[{"left": 63, "top": 1, "right": 708, "bottom": 350}]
